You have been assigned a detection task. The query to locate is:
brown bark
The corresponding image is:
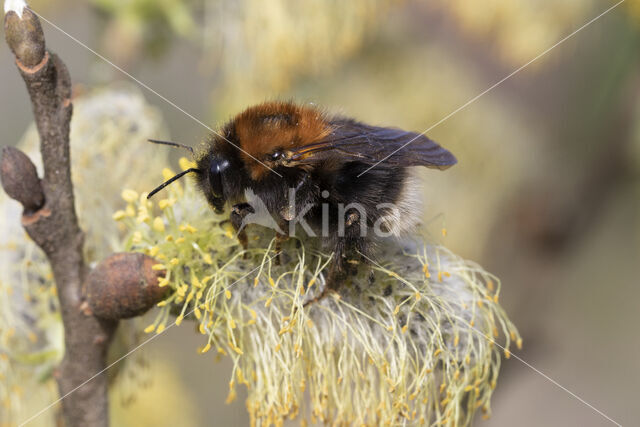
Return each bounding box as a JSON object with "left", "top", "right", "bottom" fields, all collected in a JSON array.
[
  {"left": 1, "top": 7, "right": 164, "bottom": 427},
  {"left": 2, "top": 7, "right": 115, "bottom": 427}
]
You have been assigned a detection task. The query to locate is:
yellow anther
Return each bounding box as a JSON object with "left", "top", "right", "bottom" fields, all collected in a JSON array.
[
  {"left": 121, "top": 189, "right": 138, "bottom": 203},
  {"left": 179, "top": 157, "right": 197, "bottom": 170},
  {"left": 162, "top": 168, "right": 175, "bottom": 180},
  {"left": 152, "top": 217, "right": 165, "bottom": 232},
  {"left": 179, "top": 223, "right": 197, "bottom": 233},
  {"left": 112, "top": 210, "right": 126, "bottom": 221}
]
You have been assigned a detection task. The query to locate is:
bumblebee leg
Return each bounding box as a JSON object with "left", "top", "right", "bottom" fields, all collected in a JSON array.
[
  {"left": 303, "top": 244, "right": 348, "bottom": 307},
  {"left": 344, "top": 211, "right": 365, "bottom": 276},
  {"left": 274, "top": 231, "right": 290, "bottom": 265},
  {"left": 230, "top": 203, "right": 255, "bottom": 255}
]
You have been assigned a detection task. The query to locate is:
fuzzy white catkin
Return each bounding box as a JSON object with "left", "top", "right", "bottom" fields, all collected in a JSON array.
[
  {"left": 0, "top": 84, "right": 170, "bottom": 425},
  {"left": 119, "top": 171, "right": 521, "bottom": 426}
]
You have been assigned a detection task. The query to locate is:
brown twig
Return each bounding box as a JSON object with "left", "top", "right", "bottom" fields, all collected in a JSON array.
[
  {"left": 2, "top": 6, "right": 114, "bottom": 426},
  {"left": 1, "top": 5, "right": 166, "bottom": 426}
]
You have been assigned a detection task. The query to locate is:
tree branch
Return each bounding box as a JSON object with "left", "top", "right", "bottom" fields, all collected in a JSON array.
[
  {"left": 3, "top": 5, "right": 114, "bottom": 426},
  {"left": 1, "top": 5, "right": 167, "bottom": 426}
]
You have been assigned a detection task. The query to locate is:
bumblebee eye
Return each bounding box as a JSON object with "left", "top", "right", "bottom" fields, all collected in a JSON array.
[{"left": 208, "top": 157, "right": 229, "bottom": 198}]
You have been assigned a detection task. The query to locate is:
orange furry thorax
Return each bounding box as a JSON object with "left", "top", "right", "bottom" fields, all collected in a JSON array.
[{"left": 231, "top": 101, "right": 331, "bottom": 180}]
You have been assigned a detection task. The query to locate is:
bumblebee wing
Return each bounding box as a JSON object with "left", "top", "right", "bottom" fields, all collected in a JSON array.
[{"left": 288, "top": 118, "right": 457, "bottom": 169}]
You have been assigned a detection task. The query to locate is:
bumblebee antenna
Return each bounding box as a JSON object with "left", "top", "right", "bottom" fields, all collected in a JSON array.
[
  {"left": 148, "top": 139, "right": 194, "bottom": 155},
  {"left": 147, "top": 168, "right": 200, "bottom": 199}
]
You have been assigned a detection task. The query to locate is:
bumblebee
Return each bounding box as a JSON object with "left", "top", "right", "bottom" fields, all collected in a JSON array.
[{"left": 149, "top": 101, "right": 456, "bottom": 301}]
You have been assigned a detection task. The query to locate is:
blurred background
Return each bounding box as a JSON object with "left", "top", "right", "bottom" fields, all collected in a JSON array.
[{"left": 1, "top": 0, "right": 639, "bottom": 425}]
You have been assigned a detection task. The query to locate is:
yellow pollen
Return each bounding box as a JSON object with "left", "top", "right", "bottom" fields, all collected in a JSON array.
[
  {"left": 162, "top": 168, "right": 175, "bottom": 180},
  {"left": 121, "top": 189, "right": 138, "bottom": 203},
  {"left": 179, "top": 157, "right": 197, "bottom": 170}
]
